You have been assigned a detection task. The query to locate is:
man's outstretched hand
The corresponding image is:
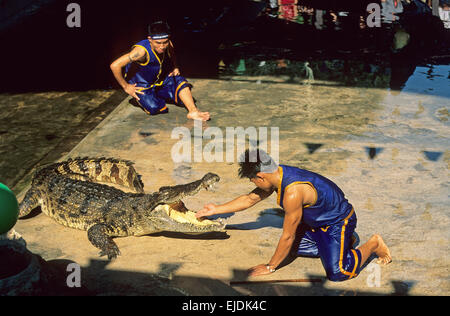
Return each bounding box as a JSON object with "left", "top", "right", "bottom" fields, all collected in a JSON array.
[{"left": 195, "top": 203, "right": 218, "bottom": 219}]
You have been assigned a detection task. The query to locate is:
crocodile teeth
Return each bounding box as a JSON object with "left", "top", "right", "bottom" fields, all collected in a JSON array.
[
  {"left": 218, "top": 218, "right": 227, "bottom": 228},
  {"left": 206, "top": 183, "right": 218, "bottom": 192}
]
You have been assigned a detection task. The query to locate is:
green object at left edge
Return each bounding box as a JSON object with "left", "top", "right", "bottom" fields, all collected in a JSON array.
[{"left": 0, "top": 183, "right": 19, "bottom": 234}]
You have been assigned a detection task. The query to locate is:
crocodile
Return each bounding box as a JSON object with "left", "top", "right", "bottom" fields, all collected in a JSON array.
[{"left": 19, "top": 157, "right": 225, "bottom": 259}]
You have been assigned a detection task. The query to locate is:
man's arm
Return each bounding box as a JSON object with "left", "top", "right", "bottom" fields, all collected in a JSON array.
[
  {"left": 110, "top": 47, "right": 146, "bottom": 100},
  {"left": 248, "top": 185, "right": 304, "bottom": 276},
  {"left": 195, "top": 187, "right": 274, "bottom": 218}
]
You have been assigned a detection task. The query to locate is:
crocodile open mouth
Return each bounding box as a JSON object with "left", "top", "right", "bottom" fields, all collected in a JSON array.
[
  {"left": 203, "top": 181, "right": 219, "bottom": 192},
  {"left": 161, "top": 203, "right": 225, "bottom": 228}
]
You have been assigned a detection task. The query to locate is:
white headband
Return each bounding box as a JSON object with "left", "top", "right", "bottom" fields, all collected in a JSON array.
[{"left": 151, "top": 34, "right": 169, "bottom": 40}]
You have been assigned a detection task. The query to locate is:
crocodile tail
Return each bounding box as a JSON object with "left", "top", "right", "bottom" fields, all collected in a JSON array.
[
  {"left": 53, "top": 157, "right": 145, "bottom": 193},
  {"left": 19, "top": 187, "right": 41, "bottom": 218}
]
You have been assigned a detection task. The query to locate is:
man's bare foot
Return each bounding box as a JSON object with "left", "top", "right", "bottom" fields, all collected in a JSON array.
[
  {"left": 373, "top": 234, "right": 392, "bottom": 265},
  {"left": 187, "top": 111, "right": 210, "bottom": 121}
]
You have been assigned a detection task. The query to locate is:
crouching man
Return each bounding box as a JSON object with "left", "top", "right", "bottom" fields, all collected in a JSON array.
[{"left": 196, "top": 149, "right": 391, "bottom": 281}]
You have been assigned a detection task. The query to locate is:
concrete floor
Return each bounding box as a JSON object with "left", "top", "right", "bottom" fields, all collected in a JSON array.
[{"left": 13, "top": 75, "right": 450, "bottom": 295}]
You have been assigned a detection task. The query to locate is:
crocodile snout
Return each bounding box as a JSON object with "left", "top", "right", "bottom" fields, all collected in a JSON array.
[{"left": 202, "top": 173, "right": 220, "bottom": 191}]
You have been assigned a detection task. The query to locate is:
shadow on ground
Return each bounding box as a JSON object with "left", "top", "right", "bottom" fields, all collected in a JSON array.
[{"left": 30, "top": 255, "right": 415, "bottom": 296}]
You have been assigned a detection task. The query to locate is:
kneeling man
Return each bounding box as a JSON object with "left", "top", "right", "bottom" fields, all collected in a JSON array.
[{"left": 196, "top": 149, "right": 391, "bottom": 281}]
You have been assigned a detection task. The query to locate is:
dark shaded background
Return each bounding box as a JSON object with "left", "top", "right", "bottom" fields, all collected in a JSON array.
[{"left": 1, "top": 0, "right": 447, "bottom": 92}]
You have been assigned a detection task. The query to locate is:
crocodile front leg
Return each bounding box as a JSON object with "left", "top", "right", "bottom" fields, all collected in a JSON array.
[{"left": 87, "top": 224, "right": 121, "bottom": 259}]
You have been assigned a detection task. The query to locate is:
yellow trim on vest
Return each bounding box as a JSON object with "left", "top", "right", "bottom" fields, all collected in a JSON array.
[
  {"left": 150, "top": 44, "right": 165, "bottom": 86},
  {"left": 283, "top": 181, "right": 318, "bottom": 208},
  {"left": 132, "top": 45, "right": 150, "bottom": 66},
  {"left": 277, "top": 166, "right": 283, "bottom": 206},
  {"left": 137, "top": 87, "right": 151, "bottom": 93},
  {"left": 151, "top": 46, "right": 162, "bottom": 65},
  {"left": 132, "top": 42, "right": 165, "bottom": 88}
]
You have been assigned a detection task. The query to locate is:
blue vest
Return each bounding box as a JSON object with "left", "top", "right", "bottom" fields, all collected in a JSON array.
[
  {"left": 125, "top": 39, "right": 173, "bottom": 89},
  {"left": 277, "top": 165, "right": 353, "bottom": 228}
]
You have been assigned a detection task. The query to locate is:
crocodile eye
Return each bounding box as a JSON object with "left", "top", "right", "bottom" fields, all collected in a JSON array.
[{"left": 203, "top": 173, "right": 220, "bottom": 182}]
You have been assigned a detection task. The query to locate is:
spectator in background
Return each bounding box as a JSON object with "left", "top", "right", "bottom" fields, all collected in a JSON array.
[
  {"left": 439, "top": 0, "right": 450, "bottom": 28},
  {"left": 381, "top": 0, "right": 404, "bottom": 23},
  {"left": 278, "top": 0, "right": 298, "bottom": 22}
]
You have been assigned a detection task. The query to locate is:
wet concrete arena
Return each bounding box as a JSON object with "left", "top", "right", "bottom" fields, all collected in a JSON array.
[
  {"left": 13, "top": 65, "right": 450, "bottom": 296},
  {"left": 2, "top": 0, "right": 450, "bottom": 296}
]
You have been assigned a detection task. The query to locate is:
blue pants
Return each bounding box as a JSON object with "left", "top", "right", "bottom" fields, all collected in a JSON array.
[
  {"left": 136, "top": 75, "right": 191, "bottom": 115},
  {"left": 294, "top": 209, "right": 362, "bottom": 282}
]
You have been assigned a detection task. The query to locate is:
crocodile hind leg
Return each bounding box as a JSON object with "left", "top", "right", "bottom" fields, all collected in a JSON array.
[{"left": 87, "top": 224, "right": 121, "bottom": 260}]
